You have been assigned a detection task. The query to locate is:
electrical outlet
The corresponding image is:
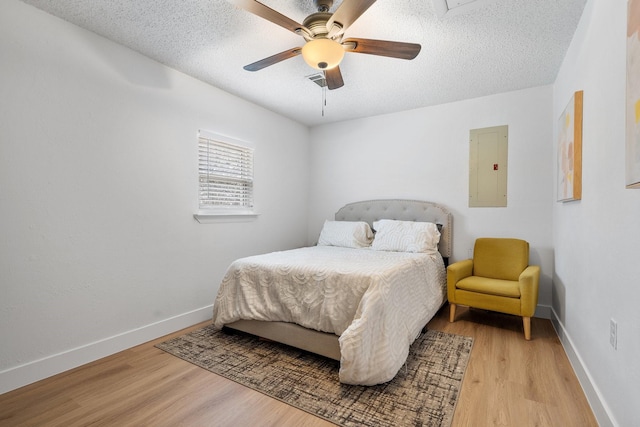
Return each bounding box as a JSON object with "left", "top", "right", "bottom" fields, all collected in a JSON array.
[{"left": 609, "top": 318, "right": 617, "bottom": 349}]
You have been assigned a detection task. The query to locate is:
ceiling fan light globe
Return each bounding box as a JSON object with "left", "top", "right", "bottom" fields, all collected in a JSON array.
[{"left": 301, "top": 39, "right": 344, "bottom": 70}]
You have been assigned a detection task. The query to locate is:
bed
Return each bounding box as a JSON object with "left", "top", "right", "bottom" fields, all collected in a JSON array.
[{"left": 212, "top": 199, "right": 452, "bottom": 385}]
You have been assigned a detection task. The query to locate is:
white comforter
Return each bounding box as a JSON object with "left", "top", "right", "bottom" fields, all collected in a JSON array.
[{"left": 212, "top": 246, "right": 446, "bottom": 385}]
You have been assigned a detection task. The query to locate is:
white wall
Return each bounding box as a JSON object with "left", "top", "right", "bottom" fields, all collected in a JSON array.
[
  {"left": 0, "top": 0, "right": 309, "bottom": 393},
  {"left": 552, "top": 1, "right": 640, "bottom": 426},
  {"left": 308, "top": 86, "right": 555, "bottom": 314}
]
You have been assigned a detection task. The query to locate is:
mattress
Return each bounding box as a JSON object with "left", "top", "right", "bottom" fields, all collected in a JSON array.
[{"left": 212, "top": 245, "right": 446, "bottom": 385}]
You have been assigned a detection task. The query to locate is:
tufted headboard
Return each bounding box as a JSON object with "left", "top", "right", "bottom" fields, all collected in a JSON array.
[{"left": 334, "top": 199, "right": 453, "bottom": 261}]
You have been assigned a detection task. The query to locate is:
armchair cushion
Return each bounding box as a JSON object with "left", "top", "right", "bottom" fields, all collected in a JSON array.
[
  {"left": 455, "top": 276, "right": 521, "bottom": 298},
  {"left": 473, "top": 238, "right": 529, "bottom": 281}
]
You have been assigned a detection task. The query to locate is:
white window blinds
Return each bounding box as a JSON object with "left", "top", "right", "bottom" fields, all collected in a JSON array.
[{"left": 198, "top": 132, "right": 254, "bottom": 211}]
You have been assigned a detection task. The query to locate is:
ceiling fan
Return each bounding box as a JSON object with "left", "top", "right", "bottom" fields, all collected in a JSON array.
[{"left": 232, "top": 0, "right": 422, "bottom": 90}]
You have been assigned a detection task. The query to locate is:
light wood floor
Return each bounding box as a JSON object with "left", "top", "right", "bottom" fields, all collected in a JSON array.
[{"left": 0, "top": 306, "right": 597, "bottom": 427}]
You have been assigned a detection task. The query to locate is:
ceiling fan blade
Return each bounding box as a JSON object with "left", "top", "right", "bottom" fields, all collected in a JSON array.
[
  {"left": 324, "top": 67, "right": 344, "bottom": 90},
  {"left": 326, "top": 0, "right": 376, "bottom": 35},
  {"left": 243, "top": 48, "right": 302, "bottom": 71},
  {"left": 342, "top": 38, "right": 421, "bottom": 60},
  {"left": 231, "top": 0, "right": 304, "bottom": 34}
]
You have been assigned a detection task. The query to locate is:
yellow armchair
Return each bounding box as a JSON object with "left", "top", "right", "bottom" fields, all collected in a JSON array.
[{"left": 447, "top": 238, "right": 540, "bottom": 340}]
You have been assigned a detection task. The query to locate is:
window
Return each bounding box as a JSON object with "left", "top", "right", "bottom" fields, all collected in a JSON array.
[{"left": 196, "top": 130, "right": 255, "bottom": 219}]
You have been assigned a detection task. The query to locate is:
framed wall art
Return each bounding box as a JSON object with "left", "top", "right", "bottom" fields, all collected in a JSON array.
[
  {"left": 557, "top": 90, "right": 583, "bottom": 202},
  {"left": 626, "top": 0, "right": 640, "bottom": 188}
]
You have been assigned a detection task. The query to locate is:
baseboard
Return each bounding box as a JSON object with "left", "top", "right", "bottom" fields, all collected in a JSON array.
[
  {"left": 0, "top": 305, "right": 213, "bottom": 395},
  {"left": 550, "top": 308, "right": 617, "bottom": 427}
]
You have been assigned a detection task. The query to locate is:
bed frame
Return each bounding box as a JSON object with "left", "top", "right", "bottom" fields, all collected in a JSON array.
[{"left": 224, "top": 199, "right": 453, "bottom": 361}]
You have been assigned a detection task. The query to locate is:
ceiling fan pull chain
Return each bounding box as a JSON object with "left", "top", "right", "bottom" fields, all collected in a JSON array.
[{"left": 322, "top": 85, "right": 327, "bottom": 116}]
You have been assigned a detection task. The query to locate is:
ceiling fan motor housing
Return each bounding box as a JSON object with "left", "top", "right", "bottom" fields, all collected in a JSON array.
[{"left": 302, "top": 12, "right": 334, "bottom": 40}]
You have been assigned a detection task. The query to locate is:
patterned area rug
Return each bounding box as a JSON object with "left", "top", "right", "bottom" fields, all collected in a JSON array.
[{"left": 156, "top": 325, "right": 473, "bottom": 427}]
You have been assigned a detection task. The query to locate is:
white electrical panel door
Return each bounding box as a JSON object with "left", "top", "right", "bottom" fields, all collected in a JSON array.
[{"left": 469, "top": 125, "right": 508, "bottom": 207}]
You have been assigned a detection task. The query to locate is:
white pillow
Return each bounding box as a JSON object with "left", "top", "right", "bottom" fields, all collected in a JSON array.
[
  {"left": 317, "top": 220, "right": 374, "bottom": 248},
  {"left": 371, "top": 220, "right": 441, "bottom": 253}
]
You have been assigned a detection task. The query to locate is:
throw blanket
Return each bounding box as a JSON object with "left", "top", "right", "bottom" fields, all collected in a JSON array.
[{"left": 212, "top": 246, "right": 446, "bottom": 385}]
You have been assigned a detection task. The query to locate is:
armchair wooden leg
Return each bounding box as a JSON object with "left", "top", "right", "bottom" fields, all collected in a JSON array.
[
  {"left": 449, "top": 303, "right": 457, "bottom": 323},
  {"left": 523, "top": 316, "right": 531, "bottom": 340}
]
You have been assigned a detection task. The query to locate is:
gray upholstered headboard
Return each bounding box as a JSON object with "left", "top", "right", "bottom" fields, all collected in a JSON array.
[{"left": 334, "top": 199, "right": 453, "bottom": 260}]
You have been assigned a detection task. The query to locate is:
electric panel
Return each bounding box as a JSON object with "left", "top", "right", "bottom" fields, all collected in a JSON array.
[{"left": 469, "top": 125, "right": 508, "bottom": 207}]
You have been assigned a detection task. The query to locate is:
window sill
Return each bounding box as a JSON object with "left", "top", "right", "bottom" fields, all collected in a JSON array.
[{"left": 193, "top": 211, "right": 259, "bottom": 223}]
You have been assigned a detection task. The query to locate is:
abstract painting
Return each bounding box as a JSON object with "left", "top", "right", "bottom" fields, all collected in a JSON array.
[
  {"left": 627, "top": 0, "right": 640, "bottom": 188},
  {"left": 558, "top": 91, "right": 583, "bottom": 202}
]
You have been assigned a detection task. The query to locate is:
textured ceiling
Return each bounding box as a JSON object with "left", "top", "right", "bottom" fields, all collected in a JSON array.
[{"left": 19, "top": 0, "right": 587, "bottom": 127}]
